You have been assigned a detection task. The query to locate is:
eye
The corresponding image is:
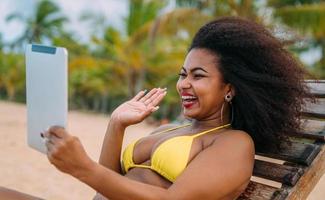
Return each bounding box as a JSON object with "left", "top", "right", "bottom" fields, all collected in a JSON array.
[
  {"left": 178, "top": 73, "right": 187, "bottom": 78},
  {"left": 193, "top": 74, "right": 205, "bottom": 79}
]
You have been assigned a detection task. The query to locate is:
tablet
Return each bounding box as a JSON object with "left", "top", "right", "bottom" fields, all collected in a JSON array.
[{"left": 25, "top": 44, "right": 68, "bottom": 153}]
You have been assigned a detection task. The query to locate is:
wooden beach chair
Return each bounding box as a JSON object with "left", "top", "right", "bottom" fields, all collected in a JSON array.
[{"left": 239, "top": 80, "right": 325, "bottom": 200}]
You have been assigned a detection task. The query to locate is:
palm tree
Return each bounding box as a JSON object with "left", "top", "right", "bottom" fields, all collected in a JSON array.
[
  {"left": 119, "top": 6, "right": 211, "bottom": 119},
  {"left": 52, "top": 31, "right": 90, "bottom": 58},
  {"left": 0, "top": 52, "right": 25, "bottom": 101},
  {"left": 176, "top": 0, "right": 261, "bottom": 21},
  {"left": 88, "top": 0, "right": 168, "bottom": 97},
  {"left": 91, "top": 0, "right": 263, "bottom": 118},
  {"left": 268, "top": 0, "right": 325, "bottom": 77},
  {"left": 81, "top": 1, "right": 210, "bottom": 117},
  {"left": 122, "top": 0, "right": 167, "bottom": 96},
  {"left": 6, "top": 0, "right": 67, "bottom": 49}
]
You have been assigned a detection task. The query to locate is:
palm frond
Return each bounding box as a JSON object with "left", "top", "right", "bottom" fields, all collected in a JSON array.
[
  {"left": 5, "top": 13, "right": 25, "bottom": 22},
  {"left": 275, "top": 3, "right": 325, "bottom": 38}
]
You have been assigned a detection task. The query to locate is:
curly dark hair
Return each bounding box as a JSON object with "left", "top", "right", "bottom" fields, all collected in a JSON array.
[{"left": 189, "top": 17, "right": 312, "bottom": 152}]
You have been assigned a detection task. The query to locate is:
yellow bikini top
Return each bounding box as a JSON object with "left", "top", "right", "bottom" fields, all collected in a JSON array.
[{"left": 122, "top": 123, "right": 231, "bottom": 182}]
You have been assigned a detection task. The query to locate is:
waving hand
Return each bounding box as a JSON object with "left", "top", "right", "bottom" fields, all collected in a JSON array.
[{"left": 111, "top": 88, "right": 167, "bottom": 127}]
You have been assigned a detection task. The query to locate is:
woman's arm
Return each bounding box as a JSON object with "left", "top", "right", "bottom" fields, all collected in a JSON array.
[
  {"left": 45, "top": 128, "right": 254, "bottom": 200},
  {"left": 94, "top": 122, "right": 180, "bottom": 200},
  {"left": 98, "top": 122, "right": 180, "bottom": 174},
  {"left": 98, "top": 119, "right": 126, "bottom": 173},
  {"left": 93, "top": 88, "right": 167, "bottom": 199},
  {"left": 0, "top": 187, "right": 44, "bottom": 200},
  {"left": 97, "top": 88, "right": 166, "bottom": 173}
]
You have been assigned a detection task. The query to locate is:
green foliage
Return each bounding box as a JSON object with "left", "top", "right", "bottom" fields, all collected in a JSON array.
[
  {"left": 52, "top": 31, "right": 90, "bottom": 58},
  {"left": 268, "top": 0, "right": 322, "bottom": 8},
  {"left": 176, "top": 0, "right": 260, "bottom": 21},
  {"left": 1, "top": 0, "right": 325, "bottom": 121},
  {"left": 126, "top": 0, "right": 167, "bottom": 36},
  {"left": 68, "top": 56, "right": 128, "bottom": 112},
  {"left": 275, "top": 3, "right": 325, "bottom": 37},
  {"left": 269, "top": 0, "right": 325, "bottom": 77},
  {"left": 0, "top": 52, "right": 25, "bottom": 101},
  {"left": 6, "top": 0, "right": 67, "bottom": 48}
]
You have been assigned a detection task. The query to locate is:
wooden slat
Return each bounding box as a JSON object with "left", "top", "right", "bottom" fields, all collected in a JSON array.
[
  {"left": 302, "top": 98, "right": 325, "bottom": 119},
  {"left": 303, "top": 80, "right": 325, "bottom": 118},
  {"left": 305, "top": 80, "right": 325, "bottom": 98},
  {"left": 257, "top": 142, "right": 321, "bottom": 166},
  {"left": 238, "top": 182, "right": 287, "bottom": 200},
  {"left": 286, "top": 144, "right": 325, "bottom": 200},
  {"left": 293, "top": 119, "right": 325, "bottom": 141},
  {"left": 302, "top": 111, "right": 325, "bottom": 119},
  {"left": 253, "top": 160, "right": 303, "bottom": 186},
  {"left": 310, "top": 94, "right": 325, "bottom": 98},
  {"left": 292, "top": 130, "right": 325, "bottom": 141},
  {"left": 301, "top": 119, "right": 325, "bottom": 133},
  {"left": 240, "top": 80, "right": 324, "bottom": 200}
]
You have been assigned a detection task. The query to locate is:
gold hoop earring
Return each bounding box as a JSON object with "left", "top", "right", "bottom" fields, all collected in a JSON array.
[
  {"left": 220, "top": 102, "right": 225, "bottom": 124},
  {"left": 230, "top": 103, "right": 234, "bottom": 124}
]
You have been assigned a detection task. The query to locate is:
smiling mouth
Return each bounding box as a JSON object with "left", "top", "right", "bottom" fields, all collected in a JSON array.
[{"left": 181, "top": 96, "right": 198, "bottom": 109}]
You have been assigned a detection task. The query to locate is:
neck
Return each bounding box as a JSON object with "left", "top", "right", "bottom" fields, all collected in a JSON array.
[
  {"left": 185, "top": 102, "right": 232, "bottom": 131},
  {"left": 189, "top": 112, "right": 231, "bottom": 131}
]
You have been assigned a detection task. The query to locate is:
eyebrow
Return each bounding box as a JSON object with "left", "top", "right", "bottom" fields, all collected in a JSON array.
[{"left": 181, "top": 67, "right": 208, "bottom": 73}]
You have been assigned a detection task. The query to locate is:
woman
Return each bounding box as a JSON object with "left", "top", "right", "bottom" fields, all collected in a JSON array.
[{"left": 1, "top": 17, "right": 310, "bottom": 200}]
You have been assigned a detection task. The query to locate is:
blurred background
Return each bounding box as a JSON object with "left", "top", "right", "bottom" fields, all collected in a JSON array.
[
  {"left": 0, "top": 0, "right": 324, "bottom": 122},
  {"left": 0, "top": 0, "right": 325, "bottom": 199}
]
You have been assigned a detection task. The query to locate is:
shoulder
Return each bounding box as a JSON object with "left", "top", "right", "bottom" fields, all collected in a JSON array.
[
  {"left": 172, "top": 130, "right": 254, "bottom": 199},
  {"left": 211, "top": 130, "right": 255, "bottom": 166},
  {"left": 210, "top": 129, "right": 255, "bottom": 163},
  {"left": 216, "top": 130, "right": 255, "bottom": 151},
  {"left": 207, "top": 129, "right": 255, "bottom": 179}
]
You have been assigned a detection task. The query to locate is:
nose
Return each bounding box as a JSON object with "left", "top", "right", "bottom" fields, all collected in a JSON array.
[{"left": 177, "top": 76, "right": 191, "bottom": 89}]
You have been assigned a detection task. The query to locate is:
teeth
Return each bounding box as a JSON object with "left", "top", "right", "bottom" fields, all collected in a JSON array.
[{"left": 182, "top": 96, "right": 197, "bottom": 100}]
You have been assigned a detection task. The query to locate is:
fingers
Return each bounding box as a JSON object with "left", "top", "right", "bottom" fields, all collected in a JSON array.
[
  {"left": 139, "top": 88, "right": 159, "bottom": 103},
  {"left": 43, "top": 133, "right": 58, "bottom": 158},
  {"left": 42, "top": 126, "right": 70, "bottom": 154},
  {"left": 132, "top": 90, "right": 147, "bottom": 101},
  {"left": 45, "top": 137, "right": 56, "bottom": 152},
  {"left": 144, "top": 89, "right": 167, "bottom": 113},
  {"left": 150, "top": 106, "right": 160, "bottom": 112},
  {"left": 150, "top": 90, "right": 167, "bottom": 107},
  {"left": 131, "top": 87, "right": 167, "bottom": 108},
  {"left": 48, "top": 126, "right": 69, "bottom": 139},
  {"left": 43, "top": 129, "right": 63, "bottom": 146},
  {"left": 140, "top": 88, "right": 167, "bottom": 106}
]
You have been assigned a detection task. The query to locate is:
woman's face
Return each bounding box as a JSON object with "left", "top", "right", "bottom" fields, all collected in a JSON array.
[{"left": 176, "top": 48, "right": 230, "bottom": 120}]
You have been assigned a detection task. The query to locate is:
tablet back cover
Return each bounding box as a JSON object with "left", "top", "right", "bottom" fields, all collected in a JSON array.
[{"left": 25, "top": 44, "right": 68, "bottom": 153}]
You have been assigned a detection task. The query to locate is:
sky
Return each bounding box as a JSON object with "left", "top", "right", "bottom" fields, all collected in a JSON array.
[{"left": 0, "top": 0, "right": 129, "bottom": 43}]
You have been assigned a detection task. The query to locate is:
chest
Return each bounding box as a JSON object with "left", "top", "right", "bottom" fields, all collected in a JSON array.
[{"left": 132, "top": 131, "right": 218, "bottom": 166}]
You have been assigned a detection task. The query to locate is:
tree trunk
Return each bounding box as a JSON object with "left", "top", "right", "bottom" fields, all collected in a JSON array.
[
  {"left": 128, "top": 68, "right": 138, "bottom": 97},
  {"left": 93, "top": 96, "right": 100, "bottom": 111},
  {"left": 5, "top": 83, "right": 15, "bottom": 101},
  {"left": 100, "top": 93, "right": 109, "bottom": 113},
  {"left": 135, "top": 66, "right": 146, "bottom": 93}
]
